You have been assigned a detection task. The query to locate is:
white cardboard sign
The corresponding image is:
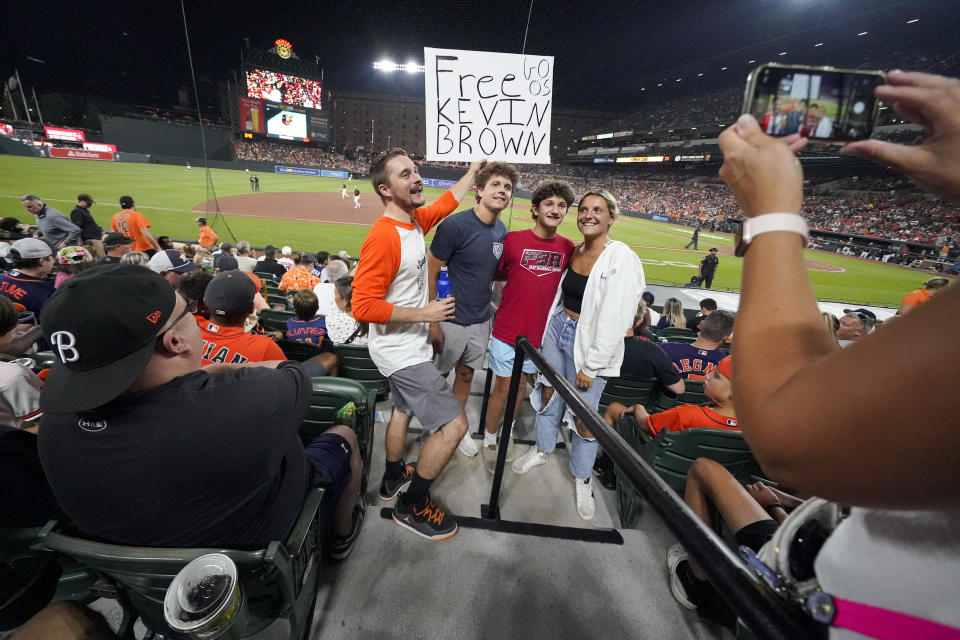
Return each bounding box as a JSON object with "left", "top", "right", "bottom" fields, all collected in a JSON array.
[{"left": 424, "top": 47, "right": 553, "bottom": 164}]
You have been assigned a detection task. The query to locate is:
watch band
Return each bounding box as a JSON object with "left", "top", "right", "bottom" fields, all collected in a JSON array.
[{"left": 746, "top": 213, "right": 809, "bottom": 242}]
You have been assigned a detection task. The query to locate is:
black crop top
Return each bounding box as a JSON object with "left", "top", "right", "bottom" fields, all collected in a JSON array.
[{"left": 561, "top": 269, "right": 589, "bottom": 314}]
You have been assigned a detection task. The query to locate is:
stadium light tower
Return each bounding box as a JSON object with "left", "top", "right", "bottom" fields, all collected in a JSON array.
[{"left": 373, "top": 59, "right": 424, "bottom": 73}]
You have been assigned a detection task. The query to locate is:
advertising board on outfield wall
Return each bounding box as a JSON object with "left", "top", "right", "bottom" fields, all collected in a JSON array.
[
  {"left": 83, "top": 142, "right": 118, "bottom": 153},
  {"left": 273, "top": 166, "right": 349, "bottom": 178},
  {"left": 44, "top": 127, "right": 85, "bottom": 142},
  {"left": 50, "top": 148, "right": 113, "bottom": 161},
  {"left": 616, "top": 155, "right": 669, "bottom": 163}
]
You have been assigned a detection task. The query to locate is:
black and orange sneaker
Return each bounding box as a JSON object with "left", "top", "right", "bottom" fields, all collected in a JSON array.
[
  {"left": 392, "top": 495, "right": 458, "bottom": 541},
  {"left": 378, "top": 461, "right": 416, "bottom": 501}
]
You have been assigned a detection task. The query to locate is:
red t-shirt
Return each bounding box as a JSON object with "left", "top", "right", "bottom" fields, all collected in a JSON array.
[
  {"left": 646, "top": 404, "right": 739, "bottom": 437},
  {"left": 199, "top": 320, "right": 286, "bottom": 365},
  {"left": 492, "top": 229, "right": 574, "bottom": 349}
]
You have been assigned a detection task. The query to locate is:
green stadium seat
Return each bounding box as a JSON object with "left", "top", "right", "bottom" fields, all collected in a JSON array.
[
  {"left": 613, "top": 417, "right": 761, "bottom": 527},
  {"left": 267, "top": 293, "right": 290, "bottom": 308},
  {"left": 655, "top": 327, "right": 696, "bottom": 340},
  {"left": 650, "top": 378, "right": 709, "bottom": 413},
  {"left": 275, "top": 338, "right": 325, "bottom": 362},
  {"left": 258, "top": 309, "right": 294, "bottom": 333},
  {"left": 662, "top": 335, "right": 698, "bottom": 344},
  {"left": 0, "top": 525, "right": 97, "bottom": 612},
  {"left": 333, "top": 344, "right": 390, "bottom": 401},
  {"left": 38, "top": 487, "right": 327, "bottom": 640},
  {"left": 597, "top": 376, "right": 660, "bottom": 416},
  {"left": 302, "top": 377, "right": 376, "bottom": 494},
  {"left": 254, "top": 271, "right": 279, "bottom": 283}
]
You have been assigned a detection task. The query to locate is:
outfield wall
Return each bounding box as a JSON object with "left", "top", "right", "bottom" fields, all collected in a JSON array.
[{"left": 101, "top": 116, "right": 235, "bottom": 160}]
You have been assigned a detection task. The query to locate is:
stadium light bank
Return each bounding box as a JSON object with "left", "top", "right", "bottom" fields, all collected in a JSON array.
[{"left": 374, "top": 60, "right": 425, "bottom": 73}]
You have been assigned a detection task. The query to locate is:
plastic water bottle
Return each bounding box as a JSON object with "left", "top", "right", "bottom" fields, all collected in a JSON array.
[{"left": 436, "top": 266, "right": 452, "bottom": 299}]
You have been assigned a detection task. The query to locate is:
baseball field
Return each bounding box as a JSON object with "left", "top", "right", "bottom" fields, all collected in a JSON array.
[{"left": 0, "top": 154, "right": 935, "bottom": 307}]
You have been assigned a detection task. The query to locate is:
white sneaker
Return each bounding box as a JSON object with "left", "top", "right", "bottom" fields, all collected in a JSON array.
[
  {"left": 511, "top": 446, "right": 548, "bottom": 474},
  {"left": 457, "top": 431, "right": 479, "bottom": 457},
  {"left": 667, "top": 543, "right": 697, "bottom": 610},
  {"left": 575, "top": 477, "right": 596, "bottom": 520}
]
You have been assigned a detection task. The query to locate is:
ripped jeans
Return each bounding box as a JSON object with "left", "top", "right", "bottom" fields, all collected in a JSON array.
[{"left": 533, "top": 308, "right": 608, "bottom": 480}]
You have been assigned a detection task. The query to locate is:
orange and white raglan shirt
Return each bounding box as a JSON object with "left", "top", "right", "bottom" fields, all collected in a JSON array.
[{"left": 352, "top": 191, "right": 458, "bottom": 377}]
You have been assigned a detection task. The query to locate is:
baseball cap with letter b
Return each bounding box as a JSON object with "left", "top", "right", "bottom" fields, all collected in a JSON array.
[{"left": 39, "top": 265, "right": 177, "bottom": 413}]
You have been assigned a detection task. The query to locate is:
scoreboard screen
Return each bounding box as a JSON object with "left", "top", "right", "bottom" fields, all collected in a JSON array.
[
  {"left": 264, "top": 103, "right": 308, "bottom": 141},
  {"left": 246, "top": 69, "right": 322, "bottom": 110}
]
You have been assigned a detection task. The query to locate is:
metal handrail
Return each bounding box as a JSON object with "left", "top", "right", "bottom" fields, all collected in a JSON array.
[{"left": 485, "top": 335, "right": 816, "bottom": 640}]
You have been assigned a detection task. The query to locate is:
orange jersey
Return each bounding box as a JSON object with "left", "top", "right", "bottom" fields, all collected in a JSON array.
[
  {"left": 199, "top": 319, "right": 285, "bottom": 365},
  {"left": 111, "top": 210, "right": 154, "bottom": 252},
  {"left": 352, "top": 190, "right": 458, "bottom": 325},
  {"left": 646, "top": 404, "right": 738, "bottom": 437},
  {"left": 278, "top": 266, "right": 320, "bottom": 292},
  {"left": 198, "top": 226, "right": 219, "bottom": 249},
  {"left": 900, "top": 288, "right": 932, "bottom": 308}
]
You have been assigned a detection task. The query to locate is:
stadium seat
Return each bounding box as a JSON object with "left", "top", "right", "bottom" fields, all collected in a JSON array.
[
  {"left": 650, "top": 378, "right": 709, "bottom": 413},
  {"left": 0, "top": 525, "right": 97, "bottom": 626},
  {"left": 655, "top": 327, "right": 696, "bottom": 340},
  {"left": 663, "top": 335, "right": 698, "bottom": 345},
  {"left": 302, "top": 377, "right": 376, "bottom": 494},
  {"left": 332, "top": 344, "right": 390, "bottom": 401},
  {"left": 275, "top": 338, "right": 325, "bottom": 361},
  {"left": 267, "top": 293, "right": 290, "bottom": 308},
  {"left": 38, "top": 487, "right": 327, "bottom": 640},
  {"left": 254, "top": 271, "right": 279, "bottom": 283},
  {"left": 613, "top": 419, "right": 761, "bottom": 527},
  {"left": 258, "top": 309, "right": 294, "bottom": 333},
  {"left": 597, "top": 376, "right": 660, "bottom": 415}
]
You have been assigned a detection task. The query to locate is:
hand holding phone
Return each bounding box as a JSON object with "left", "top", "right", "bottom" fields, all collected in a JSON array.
[{"left": 743, "top": 63, "right": 885, "bottom": 142}]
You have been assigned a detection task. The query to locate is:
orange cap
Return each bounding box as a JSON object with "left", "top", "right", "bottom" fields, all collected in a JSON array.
[{"left": 716, "top": 356, "right": 732, "bottom": 380}]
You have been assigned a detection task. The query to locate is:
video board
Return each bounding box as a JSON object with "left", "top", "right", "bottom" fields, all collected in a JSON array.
[
  {"left": 265, "top": 103, "right": 307, "bottom": 141},
  {"left": 239, "top": 96, "right": 329, "bottom": 143},
  {"left": 246, "top": 69, "right": 322, "bottom": 110}
]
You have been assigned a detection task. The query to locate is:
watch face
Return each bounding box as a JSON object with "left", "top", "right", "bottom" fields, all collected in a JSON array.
[{"left": 734, "top": 220, "right": 748, "bottom": 257}]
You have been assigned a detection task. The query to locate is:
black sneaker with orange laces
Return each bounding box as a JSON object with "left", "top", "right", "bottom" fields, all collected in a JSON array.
[
  {"left": 378, "top": 461, "right": 416, "bottom": 501},
  {"left": 392, "top": 495, "right": 458, "bottom": 541}
]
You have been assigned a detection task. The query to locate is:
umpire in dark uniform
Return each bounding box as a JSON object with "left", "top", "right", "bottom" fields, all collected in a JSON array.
[
  {"left": 685, "top": 225, "right": 701, "bottom": 250},
  {"left": 699, "top": 247, "right": 720, "bottom": 288}
]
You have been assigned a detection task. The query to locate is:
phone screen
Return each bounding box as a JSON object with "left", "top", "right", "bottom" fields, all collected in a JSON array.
[{"left": 746, "top": 66, "right": 884, "bottom": 141}]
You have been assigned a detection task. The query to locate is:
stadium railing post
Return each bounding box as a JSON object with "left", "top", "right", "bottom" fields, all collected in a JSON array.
[
  {"left": 480, "top": 338, "right": 526, "bottom": 521},
  {"left": 474, "top": 367, "right": 495, "bottom": 438}
]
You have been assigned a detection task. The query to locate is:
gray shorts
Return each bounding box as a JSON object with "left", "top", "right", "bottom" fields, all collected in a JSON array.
[
  {"left": 433, "top": 318, "right": 491, "bottom": 374},
  {"left": 389, "top": 361, "right": 464, "bottom": 433}
]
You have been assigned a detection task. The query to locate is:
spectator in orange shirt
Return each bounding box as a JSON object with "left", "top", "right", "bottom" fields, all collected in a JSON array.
[
  {"left": 199, "top": 271, "right": 288, "bottom": 366},
  {"left": 278, "top": 253, "right": 320, "bottom": 293},
  {"left": 610, "top": 356, "right": 738, "bottom": 436},
  {"left": 195, "top": 217, "right": 219, "bottom": 250},
  {"left": 112, "top": 196, "right": 160, "bottom": 257},
  {"left": 897, "top": 276, "right": 950, "bottom": 315}
]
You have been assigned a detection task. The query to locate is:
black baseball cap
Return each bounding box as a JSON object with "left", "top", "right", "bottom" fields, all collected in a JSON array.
[
  {"left": 119, "top": 195, "right": 134, "bottom": 208},
  {"left": 77, "top": 194, "right": 94, "bottom": 205},
  {"left": 709, "top": 247, "right": 719, "bottom": 252},
  {"left": 102, "top": 231, "right": 134, "bottom": 248},
  {"left": 204, "top": 271, "right": 257, "bottom": 317},
  {"left": 40, "top": 265, "right": 177, "bottom": 413}
]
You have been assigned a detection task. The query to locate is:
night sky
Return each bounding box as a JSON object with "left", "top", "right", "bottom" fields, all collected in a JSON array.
[{"left": 3, "top": 0, "right": 957, "bottom": 113}]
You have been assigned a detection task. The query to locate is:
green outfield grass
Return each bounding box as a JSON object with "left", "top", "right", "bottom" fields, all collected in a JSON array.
[{"left": 0, "top": 154, "right": 931, "bottom": 307}]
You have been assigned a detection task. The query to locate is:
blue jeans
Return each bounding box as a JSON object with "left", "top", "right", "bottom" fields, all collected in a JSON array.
[{"left": 534, "top": 308, "right": 608, "bottom": 479}]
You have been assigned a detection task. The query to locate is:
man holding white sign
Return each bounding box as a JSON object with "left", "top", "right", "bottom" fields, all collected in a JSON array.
[
  {"left": 352, "top": 150, "right": 486, "bottom": 541},
  {"left": 425, "top": 47, "right": 554, "bottom": 164}
]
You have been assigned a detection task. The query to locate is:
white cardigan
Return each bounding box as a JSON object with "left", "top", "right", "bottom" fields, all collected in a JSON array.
[{"left": 542, "top": 240, "right": 645, "bottom": 378}]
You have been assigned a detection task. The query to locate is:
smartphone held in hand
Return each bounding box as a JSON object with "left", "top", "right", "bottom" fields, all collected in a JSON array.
[{"left": 743, "top": 63, "right": 886, "bottom": 142}]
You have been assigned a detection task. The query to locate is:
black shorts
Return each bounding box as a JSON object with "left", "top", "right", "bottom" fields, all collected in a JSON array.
[
  {"left": 304, "top": 432, "right": 353, "bottom": 503},
  {"left": 734, "top": 519, "right": 779, "bottom": 552}
]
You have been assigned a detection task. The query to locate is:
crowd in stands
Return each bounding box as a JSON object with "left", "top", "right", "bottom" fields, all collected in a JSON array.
[
  {"left": 2, "top": 66, "right": 959, "bottom": 640},
  {"left": 233, "top": 139, "right": 365, "bottom": 173}
]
